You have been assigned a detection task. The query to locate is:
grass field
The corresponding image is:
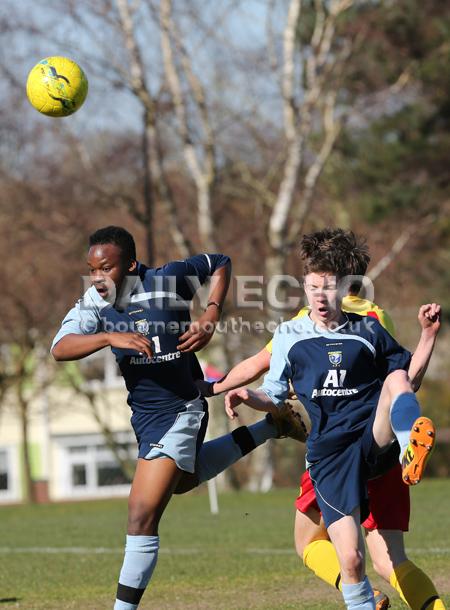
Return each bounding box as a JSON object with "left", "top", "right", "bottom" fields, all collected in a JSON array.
[{"left": 0, "top": 481, "right": 449, "bottom": 610}]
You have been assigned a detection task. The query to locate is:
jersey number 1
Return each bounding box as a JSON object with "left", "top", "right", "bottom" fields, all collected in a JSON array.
[{"left": 151, "top": 336, "right": 161, "bottom": 354}]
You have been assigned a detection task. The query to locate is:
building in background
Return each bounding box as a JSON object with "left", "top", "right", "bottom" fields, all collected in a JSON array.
[
  {"left": 0, "top": 350, "right": 134, "bottom": 504},
  {"left": 0, "top": 353, "right": 223, "bottom": 504}
]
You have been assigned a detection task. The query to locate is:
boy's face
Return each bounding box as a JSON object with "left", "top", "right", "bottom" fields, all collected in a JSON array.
[
  {"left": 87, "top": 243, "right": 135, "bottom": 301},
  {"left": 303, "top": 272, "right": 343, "bottom": 324}
]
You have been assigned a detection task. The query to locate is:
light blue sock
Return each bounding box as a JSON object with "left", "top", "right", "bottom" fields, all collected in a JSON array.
[
  {"left": 195, "top": 417, "right": 276, "bottom": 483},
  {"left": 341, "top": 577, "right": 375, "bottom": 609},
  {"left": 114, "top": 535, "right": 159, "bottom": 610},
  {"left": 389, "top": 392, "right": 421, "bottom": 459}
]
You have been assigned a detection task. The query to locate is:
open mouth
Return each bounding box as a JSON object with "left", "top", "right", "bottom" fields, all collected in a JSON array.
[{"left": 95, "top": 285, "right": 108, "bottom": 297}]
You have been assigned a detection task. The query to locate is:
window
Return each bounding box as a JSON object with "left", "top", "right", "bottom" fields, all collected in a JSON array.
[
  {"left": 0, "top": 447, "right": 18, "bottom": 501},
  {"left": 56, "top": 433, "right": 135, "bottom": 499},
  {"left": 71, "top": 464, "right": 87, "bottom": 487},
  {"left": 97, "top": 463, "right": 129, "bottom": 487},
  {"left": 0, "top": 451, "right": 8, "bottom": 491}
]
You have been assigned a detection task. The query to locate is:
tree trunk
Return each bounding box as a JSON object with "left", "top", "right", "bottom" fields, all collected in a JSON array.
[
  {"left": 142, "top": 111, "right": 155, "bottom": 266},
  {"left": 18, "top": 385, "right": 36, "bottom": 504}
]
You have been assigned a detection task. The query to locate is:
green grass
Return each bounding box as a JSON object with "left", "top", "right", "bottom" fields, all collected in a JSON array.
[{"left": 0, "top": 481, "right": 449, "bottom": 609}]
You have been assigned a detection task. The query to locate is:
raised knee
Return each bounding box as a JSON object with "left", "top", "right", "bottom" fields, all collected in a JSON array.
[
  {"left": 339, "top": 548, "right": 364, "bottom": 579},
  {"left": 386, "top": 369, "right": 409, "bottom": 387},
  {"left": 128, "top": 499, "right": 160, "bottom": 535}
]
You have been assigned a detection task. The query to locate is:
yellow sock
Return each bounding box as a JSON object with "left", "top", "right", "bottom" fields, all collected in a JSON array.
[
  {"left": 390, "top": 560, "right": 446, "bottom": 610},
  {"left": 303, "top": 539, "right": 342, "bottom": 590}
]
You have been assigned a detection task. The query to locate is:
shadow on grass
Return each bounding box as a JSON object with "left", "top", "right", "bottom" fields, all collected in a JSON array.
[{"left": 0, "top": 599, "right": 20, "bottom": 604}]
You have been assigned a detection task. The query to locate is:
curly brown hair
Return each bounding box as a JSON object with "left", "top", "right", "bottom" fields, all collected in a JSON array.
[{"left": 300, "top": 229, "right": 370, "bottom": 289}]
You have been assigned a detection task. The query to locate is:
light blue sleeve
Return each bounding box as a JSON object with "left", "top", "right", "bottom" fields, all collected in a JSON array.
[
  {"left": 257, "top": 324, "right": 291, "bottom": 406},
  {"left": 51, "top": 295, "right": 101, "bottom": 351}
]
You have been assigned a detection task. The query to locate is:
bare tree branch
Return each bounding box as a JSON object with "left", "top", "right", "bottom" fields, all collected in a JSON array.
[
  {"left": 266, "top": 0, "right": 280, "bottom": 75},
  {"left": 160, "top": 0, "right": 217, "bottom": 250},
  {"left": 231, "top": 160, "right": 277, "bottom": 210},
  {"left": 115, "top": 0, "right": 154, "bottom": 111},
  {"left": 368, "top": 215, "right": 437, "bottom": 281},
  {"left": 269, "top": 0, "right": 356, "bottom": 257},
  {"left": 282, "top": 0, "right": 301, "bottom": 142},
  {"left": 287, "top": 92, "right": 343, "bottom": 244},
  {"left": 152, "top": 129, "right": 193, "bottom": 258}
]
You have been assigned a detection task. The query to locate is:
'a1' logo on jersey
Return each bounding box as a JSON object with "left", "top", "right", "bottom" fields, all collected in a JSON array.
[
  {"left": 312, "top": 368, "right": 357, "bottom": 399},
  {"left": 323, "top": 369, "right": 347, "bottom": 388}
]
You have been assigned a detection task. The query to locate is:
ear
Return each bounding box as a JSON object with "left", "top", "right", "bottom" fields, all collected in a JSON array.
[{"left": 128, "top": 260, "right": 137, "bottom": 273}]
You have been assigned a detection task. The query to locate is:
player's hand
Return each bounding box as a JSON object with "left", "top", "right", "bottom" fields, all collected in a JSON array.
[
  {"left": 418, "top": 303, "right": 441, "bottom": 336},
  {"left": 106, "top": 332, "right": 153, "bottom": 358},
  {"left": 224, "top": 388, "right": 249, "bottom": 420},
  {"left": 177, "top": 310, "right": 218, "bottom": 352}
]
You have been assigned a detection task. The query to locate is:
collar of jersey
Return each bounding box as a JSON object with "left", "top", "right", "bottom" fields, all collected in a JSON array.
[{"left": 305, "top": 311, "right": 349, "bottom": 333}]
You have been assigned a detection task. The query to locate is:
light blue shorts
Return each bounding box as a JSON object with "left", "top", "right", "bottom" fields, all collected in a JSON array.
[{"left": 141, "top": 398, "right": 208, "bottom": 473}]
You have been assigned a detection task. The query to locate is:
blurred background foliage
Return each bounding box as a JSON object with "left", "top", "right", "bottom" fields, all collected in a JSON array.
[{"left": 0, "top": 0, "right": 448, "bottom": 490}]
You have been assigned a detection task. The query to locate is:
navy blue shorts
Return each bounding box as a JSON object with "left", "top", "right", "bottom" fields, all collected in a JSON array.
[
  {"left": 308, "top": 413, "right": 398, "bottom": 528},
  {"left": 131, "top": 397, "right": 209, "bottom": 473}
]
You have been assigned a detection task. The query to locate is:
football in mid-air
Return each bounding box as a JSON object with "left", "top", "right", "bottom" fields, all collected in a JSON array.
[{"left": 26, "top": 56, "right": 88, "bottom": 117}]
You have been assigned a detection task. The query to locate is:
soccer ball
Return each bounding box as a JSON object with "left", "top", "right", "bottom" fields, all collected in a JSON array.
[{"left": 26, "top": 56, "right": 88, "bottom": 117}]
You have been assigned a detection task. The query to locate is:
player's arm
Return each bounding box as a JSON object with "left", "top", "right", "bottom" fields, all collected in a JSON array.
[
  {"left": 177, "top": 258, "right": 231, "bottom": 352},
  {"left": 205, "top": 314, "right": 303, "bottom": 396},
  {"left": 199, "top": 348, "right": 271, "bottom": 397},
  {"left": 408, "top": 303, "right": 441, "bottom": 392},
  {"left": 225, "top": 387, "right": 279, "bottom": 419},
  {"left": 52, "top": 332, "right": 153, "bottom": 361},
  {"left": 225, "top": 325, "right": 290, "bottom": 419},
  {"left": 203, "top": 312, "right": 302, "bottom": 395},
  {"left": 51, "top": 296, "right": 153, "bottom": 361}
]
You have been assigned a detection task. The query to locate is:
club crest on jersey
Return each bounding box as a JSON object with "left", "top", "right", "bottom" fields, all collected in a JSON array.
[
  {"left": 135, "top": 319, "right": 150, "bottom": 335},
  {"left": 328, "top": 351, "right": 342, "bottom": 366}
]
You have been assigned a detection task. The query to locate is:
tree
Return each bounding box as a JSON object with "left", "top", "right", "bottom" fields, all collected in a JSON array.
[{"left": 0, "top": 0, "right": 448, "bottom": 493}]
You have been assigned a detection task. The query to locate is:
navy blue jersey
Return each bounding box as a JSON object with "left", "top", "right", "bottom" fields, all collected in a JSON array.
[
  {"left": 52, "top": 254, "right": 230, "bottom": 414},
  {"left": 259, "top": 313, "right": 411, "bottom": 462}
]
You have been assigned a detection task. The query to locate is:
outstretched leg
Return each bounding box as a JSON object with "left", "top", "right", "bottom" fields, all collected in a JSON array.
[
  {"left": 175, "top": 417, "right": 276, "bottom": 493},
  {"left": 371, "top": 370, "right": 435, "bottom": 484},
  {"left": 175, "top": 404, "right": 307, "bottom": 494}
]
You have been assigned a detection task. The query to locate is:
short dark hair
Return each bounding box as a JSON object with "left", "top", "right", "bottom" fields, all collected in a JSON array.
[
  {"left": 89, "top": 226, "right": 136, "bottom": 262},
  {"left": 300, "top": 228, "right": 370, "bottom": 291}
]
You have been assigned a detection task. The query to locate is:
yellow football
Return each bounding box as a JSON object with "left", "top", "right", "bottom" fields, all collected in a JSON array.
[{"left": 26, "top": 56, "right": 88, "bottom": 117}]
